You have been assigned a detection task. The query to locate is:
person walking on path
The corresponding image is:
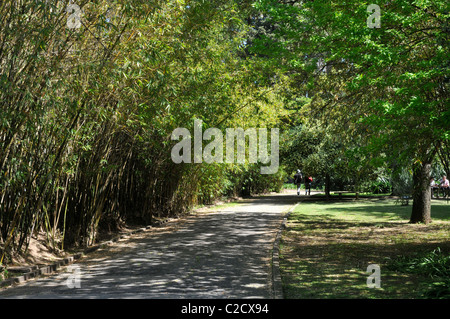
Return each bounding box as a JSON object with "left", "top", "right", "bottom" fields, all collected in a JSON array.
[
  {"left": 304, "top": 176, "right": 313, "bottom": 195},
  {"left": 294, "top": 170, "right": 303, "bottom": 196}
]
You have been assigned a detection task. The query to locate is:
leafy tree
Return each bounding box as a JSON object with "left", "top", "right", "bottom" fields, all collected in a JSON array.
[{"left": 251, "top": 0, "right": 449, "bottom": 223}]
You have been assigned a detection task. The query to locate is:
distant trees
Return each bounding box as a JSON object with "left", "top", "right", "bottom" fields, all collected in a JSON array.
[{"left": 251, "top": 0, "right": 449, "bottom": 223}]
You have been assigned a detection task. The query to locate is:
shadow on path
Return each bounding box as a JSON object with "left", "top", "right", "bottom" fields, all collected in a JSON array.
[{"left": 0, "top": 193, "right": 300, "bottom": 299}]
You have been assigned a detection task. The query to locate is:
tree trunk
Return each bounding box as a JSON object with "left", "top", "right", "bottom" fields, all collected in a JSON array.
[
  {"left": 325, "top": 173, "right": 331, "bottom": 200},
  {"left": 355, "top": 171, "right": 360, "bottom": 200},
  {"left": 410, "top": 162, "right": 432, "bottom": 224}
]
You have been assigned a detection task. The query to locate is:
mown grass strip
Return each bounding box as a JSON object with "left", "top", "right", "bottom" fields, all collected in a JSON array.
[{"left": 280, "top": 198, "right": 450, "bottom": 299}]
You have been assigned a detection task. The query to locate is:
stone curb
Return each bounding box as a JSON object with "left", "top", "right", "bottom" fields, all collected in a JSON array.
[
  {"left": 0, "top": 254, "right": 82, "bottom": 288},
  {"left": 271, "top": 203, "right": 298, "bottom": 299},
  {"left": 0, "top": 218, "right": 174, "bottom": 289}
]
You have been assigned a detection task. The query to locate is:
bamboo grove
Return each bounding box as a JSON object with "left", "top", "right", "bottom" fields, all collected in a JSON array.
[{"left": 0, "top": 0, "right": 287, "bottom": 264}]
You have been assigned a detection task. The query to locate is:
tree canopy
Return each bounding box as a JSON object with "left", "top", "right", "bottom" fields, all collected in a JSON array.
[
  {"left": 250, "top": 0, "right": 449, "bottom": 222},
  {"left": 0, "top": 0, "right": 448, "bottom": 265}
]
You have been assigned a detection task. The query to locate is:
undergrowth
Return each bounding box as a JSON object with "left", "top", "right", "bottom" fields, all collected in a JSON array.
[{"left": 387, "top": 248, "right": 450, "bottom": 299}]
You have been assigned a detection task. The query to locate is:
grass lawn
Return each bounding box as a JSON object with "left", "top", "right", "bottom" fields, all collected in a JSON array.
[{"left": 280, "top": 197, "right": 450, "bottom": 299}]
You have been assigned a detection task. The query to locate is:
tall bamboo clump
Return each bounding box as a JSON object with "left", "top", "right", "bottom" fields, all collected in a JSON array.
[{"left": 0, "top": 0, "right": 285, "bottom": 265}]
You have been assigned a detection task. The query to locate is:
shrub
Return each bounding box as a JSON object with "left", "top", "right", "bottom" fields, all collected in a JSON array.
[{"left": 387, "top": 248, "right": 450, "bottom": 299}]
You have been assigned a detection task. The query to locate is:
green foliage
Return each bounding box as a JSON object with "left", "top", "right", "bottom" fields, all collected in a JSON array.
[
  {"left": 391, "top": 168, "right": 414, "bottom": 196},
  {"left": 0, "top": 265, "right": 8, "bottom": 282},
  {"left": 389, "top": 248, "right": 450, "bottom": 278},
  {"left": 266, "top": 0, "right": 448, "bottom": 156},
  {"left": 0, "top": 0, "right": 284, "bottom": 262},
  {"left": 238, "top": 163, "right": 286, "bottom": 196},
  {"left": 251, "top": 0, "right": 449, "bottom": 221},
  {"left": 387, "top": 248, "right": 450, "bottom": 299},
  {"left": 364, "top": 179, "right": 392, "bottom": 194},
  {"left": 281, "top": 124, "right": 377, "bottom": 192}
]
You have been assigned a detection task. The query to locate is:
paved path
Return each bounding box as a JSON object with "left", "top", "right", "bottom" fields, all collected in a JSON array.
[{"left": 0, "top": 193, "right": 300, "bottom": 299}]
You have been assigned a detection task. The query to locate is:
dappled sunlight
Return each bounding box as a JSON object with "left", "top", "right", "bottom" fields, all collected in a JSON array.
[
  {"left": 280, "top": 198, "right": 450, "bottom": 298},
  {"left": 0, "top": 194, "right": 300, "bottom": 299}
]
